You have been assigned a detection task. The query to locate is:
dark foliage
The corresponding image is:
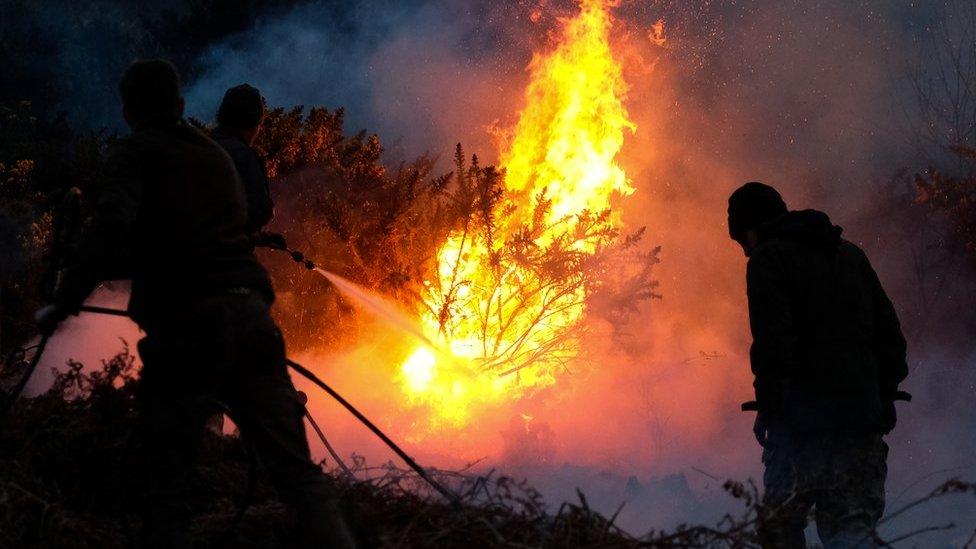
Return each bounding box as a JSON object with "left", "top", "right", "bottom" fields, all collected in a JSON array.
[
  {"left": 915, "top": 145, "right": 976, "bottom": 264},
  {"left": 2, "top": 352, "right": 973, "bottom": 547},
  {"left": 0, "top": 102, "right": 108, "bottom": 357}
]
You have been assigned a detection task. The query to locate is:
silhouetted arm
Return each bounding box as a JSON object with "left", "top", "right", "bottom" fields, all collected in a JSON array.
[
  {"left": 746, "top": 248, "right": 796, "bottom": 414},
  {"left": 54, "top": 139, "right": 143, "bottom": 312}
]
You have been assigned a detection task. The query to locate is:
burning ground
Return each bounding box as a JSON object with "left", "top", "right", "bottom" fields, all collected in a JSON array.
[{"left": 3, "top": 0, "right": 976, "bottom": 545}]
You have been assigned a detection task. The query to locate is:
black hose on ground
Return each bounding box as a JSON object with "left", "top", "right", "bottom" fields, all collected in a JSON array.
[
  {"left": 298, "top": 391, "right": 356, "bottom": 480},
  {"left": 286, "top": 358, "right": 459, "bottom": 504},
  {"left": 5, "top": 304, "right": 459, "bottom": 504},
  {"left": 271, "top": 244, "right": 460, "bottom": 503}
]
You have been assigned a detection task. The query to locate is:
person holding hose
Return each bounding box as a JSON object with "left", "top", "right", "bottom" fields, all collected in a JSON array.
[
  {"left": 210, "top": 83, "right": 286, "bottom": 251},
  {"left": 35, "top": 59, "right": 355, "bottom": 549}
]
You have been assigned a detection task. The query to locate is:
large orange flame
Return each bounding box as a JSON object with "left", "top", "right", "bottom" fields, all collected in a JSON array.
[{"left": 399, "top": 0, "right": 635, "bottom": 429}]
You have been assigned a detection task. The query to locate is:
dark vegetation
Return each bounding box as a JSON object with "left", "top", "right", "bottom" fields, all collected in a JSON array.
[
  {"left": 914, "top": 145, "right": 976, "bottom": 264},
  {"left": 905, "top": 0, "right": 976, "bottom": 266},
  {"left": 0, "top": 102, "right": 106, "bottom": 353},
  {"left": 3, "top": 351, "right": 973, "bottom": 547},
  {"left": 245, "top": 106, "right": 464, "bottom": 349}
]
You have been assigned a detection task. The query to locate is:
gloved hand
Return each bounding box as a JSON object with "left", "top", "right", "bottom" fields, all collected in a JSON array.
[
  {"left": 34, "top": 304, "right": 69, "bottom": 336},
  {"left": 254, "top": 231, "right": 287, "bottom": 250}
]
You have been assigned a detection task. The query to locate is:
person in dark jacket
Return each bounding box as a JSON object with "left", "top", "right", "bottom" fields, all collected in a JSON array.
[
  {"left": 210, "top": 84, "right": 285, "bottom": 249},
  {"left": 36, "top": 60, "right": 354, "bottom": 549},
  {"left": 728, "top": 182, "right": 909, "bottom": 549}
]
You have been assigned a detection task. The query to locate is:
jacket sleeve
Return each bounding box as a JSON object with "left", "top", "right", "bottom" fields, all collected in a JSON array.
[
  {"left": 53, "top": 140, "right": 142, "bottom": 311},
  {"left": 746, "top": 249, "right": 796, "bottom": 413},
  {"left": 865, "top": 259, "right": 908, "bottom": 400},
  {"left": 238, "top": 149, "right": 274, "bottom": 233}
]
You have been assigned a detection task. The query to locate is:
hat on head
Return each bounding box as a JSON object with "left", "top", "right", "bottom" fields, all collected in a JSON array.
[
  {"left": 120, "top": 59, "right": 182, "bottom": 124},
  {"left": 728, "top": 182, "right": 788, "bottom": 241},
  {"left": 216, "top": 84, "right": 265, "bottom": 129}
]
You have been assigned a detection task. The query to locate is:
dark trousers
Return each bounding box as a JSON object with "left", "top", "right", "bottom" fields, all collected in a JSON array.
[
  {"left": 134, "top": 293, "right": 352, "bottom": 548},
  {"left": 759, "top": 429, "right": 887, "bottom": 549}
]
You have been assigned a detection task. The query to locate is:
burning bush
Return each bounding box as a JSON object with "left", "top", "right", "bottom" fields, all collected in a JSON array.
[
  {"left": 249, "top": 105, "right": 463, "bottom": 351},
  {"left": 0, "top": 102, "right": 107, "bottom": 359},
  {"left": 252, "top": 106, "right": 659, "bottom": 428},
  {"left": 252, "top": 0, "right": 662, "bottom": 432}
]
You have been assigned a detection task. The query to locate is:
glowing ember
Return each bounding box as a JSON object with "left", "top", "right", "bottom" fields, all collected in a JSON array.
[
  {"left": 649, "top": 19, "right": 666, "bottom": 47},
  {"left": 400, "top": 0, "right": 635, "bottom": 428}
]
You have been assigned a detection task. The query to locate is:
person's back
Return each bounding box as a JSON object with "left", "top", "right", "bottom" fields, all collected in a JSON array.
[
  {"left": 746, "top": 209, "right": 904, "bottom": 433},
  {"left": 210, "top": 83, "right": 275, "bottom": 236},
  {"left": 113, "top": 120, "right": 271, "bottom": 320},
  {"left": 729, "top": 182, "right": 908, "bottom": 549}
]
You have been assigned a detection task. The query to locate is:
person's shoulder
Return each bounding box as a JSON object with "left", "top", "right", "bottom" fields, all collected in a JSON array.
[
  {"left": 838, "top": 238, "right": 870, "bottom": 262},
  {"left": 176, "top": 121, "right": 220, "bottom": 144},
  {"left": 130, "top": 121, "right": 208, "bottom": 146},
  {"left": 836, "top": 239, "right": 880, "bottom": 280},
  {"left": 106, "top": 131, "right": 149, "bottom": 161},
  {"left": 211, "top": 131, "right": 239, "bottom": 149},
  {"left": 164, "top": 123, "right": 239, "bottom": 172},
  {"left": 746, "top": 242, "right": 784, "bottom": 274},
  {"left": 209, "top": 127, "right": 247, "bottom": 152},
  {"left": 216, "top": 135, "right": 265, "bottom": 178},
  {"left": 176, "top": 123, "right": 238, "bottom": 158},
  {"left": 750, "top": 237, "right": 792, "bottom": 262}
]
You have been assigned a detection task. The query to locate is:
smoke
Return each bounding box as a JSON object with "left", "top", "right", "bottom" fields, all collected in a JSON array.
[
  {"left": 179, "top": 0, "right": 976, "bottom": 539},
  {"left": 0, "top": 0, "right": 309, "bottom": 129},
  {"left": 181, "top": 0, "right": 534, "bottom": 160},
  {"left": 608, "top": 0, "right": 976, "bottom": 536},
  {"left": 14, "top": 0, "right": 975, "bottom": 540},
  {"left": 203, "top": 0, "right": 975, "bottom": 538}
]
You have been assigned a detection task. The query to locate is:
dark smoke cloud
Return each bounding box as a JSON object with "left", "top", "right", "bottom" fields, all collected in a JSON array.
[
  {"left": 182, "top": 0, "right": 538, "bottom": 160},
  {"left": 1, "top": 0, "right": 157, "bottom": 127},
  {"left": 0, "top": 0, "right": 303, "bottom": 129}
]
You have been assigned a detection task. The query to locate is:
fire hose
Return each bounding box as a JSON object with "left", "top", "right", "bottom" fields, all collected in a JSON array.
[
  {"left": 264, "top": 244, "right": 460, "bottom": 502},
  {"left": 0, "top": 187, "right": 457, "bottom": 544},
  {"left": 0, "top": 303, "right": 458, "bottom": 505},
  {"left": 0, "top": 182, "right": 456, "bottom": 499}
]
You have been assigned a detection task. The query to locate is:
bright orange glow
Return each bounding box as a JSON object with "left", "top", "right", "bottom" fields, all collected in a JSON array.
[{"left": 399, "top": 0, "right": 635, "bottom": 429}]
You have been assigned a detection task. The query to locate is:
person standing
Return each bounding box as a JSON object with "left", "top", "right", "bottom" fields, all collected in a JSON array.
[
  {"left": 36, "top": 60, "right": 355, "bottom": 548},
  {"left": 211, "top": 83, "right": 285, "bottom": 249},
  {"left": 727, "top": 182, "right": 909, "bottom": 548}
]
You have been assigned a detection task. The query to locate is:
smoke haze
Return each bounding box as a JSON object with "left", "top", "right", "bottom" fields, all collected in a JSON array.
[
  {"left": 18, "top": 0, "right": 976, "bottom": 542},
  {"left": 183, "top": 0, "right": 976, "bottom": 539}
]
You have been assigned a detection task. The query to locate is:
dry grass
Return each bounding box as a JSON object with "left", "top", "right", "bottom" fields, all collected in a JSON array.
[{"left": 2, "top": 350, "right": 973, "bottom": 548}]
